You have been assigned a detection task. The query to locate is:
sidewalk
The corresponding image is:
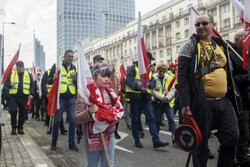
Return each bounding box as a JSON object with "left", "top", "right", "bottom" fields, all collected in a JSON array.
[{"left": 0, "top": 109, "right": 55, "bottom": 167}]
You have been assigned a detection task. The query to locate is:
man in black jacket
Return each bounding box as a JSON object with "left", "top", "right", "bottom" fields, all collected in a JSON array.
[
  {"left": 5, "top": 61, "right": 34, "bottom": 135},
  {"left": 228, "top": 31, "right": 250, "bottom": 166},
  {"left": 178, "top": 14, "right": 239, "bottom": 167},
  {"left": 48, "top": 50, "right": 78, "bottom": 151}
]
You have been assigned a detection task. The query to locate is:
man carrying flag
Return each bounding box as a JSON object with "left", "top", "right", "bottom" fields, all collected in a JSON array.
[
  {"left": 48, "top": 50, "right": 78, "bottom": 151},
  {"left": 5, "top": 61, "right": 34, "bottom": 135}
]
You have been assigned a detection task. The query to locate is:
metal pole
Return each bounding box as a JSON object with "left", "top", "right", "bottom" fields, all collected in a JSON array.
[{"left": 2, "top": 23, "right": 4, "bottom": 76}]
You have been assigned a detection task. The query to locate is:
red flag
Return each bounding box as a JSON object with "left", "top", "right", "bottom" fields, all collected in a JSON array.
[
  {"left": 168, "top": 72, "right": 178, "bottom": 91},
  {"left": 24, "top": 97, "right": 31, "bottom": 109},
  {"left": 232, "top": 0, "right": 249, "bottom": 70},
  {"left": 137, "top": 12, "right": 149, "bottom": 87},
  {"left": 212, "top": 29, "right": 222, "bottom": 39},
  {"left": 2, "top": 44, "right": 21, "bottom": 84},
  {"left": 47, "top": 70, "right": 60, "bottom": 116},
  {"left": 120, "top": 64, "right": 126, "bottom": 78}
]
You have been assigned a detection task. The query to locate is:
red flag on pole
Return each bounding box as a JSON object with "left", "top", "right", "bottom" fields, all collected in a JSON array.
[
  {"left": 47, "top": 70, "right": 61, "bottom": 116},
  {"left": 232, "top": 0, "right": 249, "bottom": 70},
  {"left": 137, "top": 12, "right": 149, "bottom": 87},
  {"left": 212, "top": 29, "right": 222, "bottom": 39},
  {"left": 119, "top": 64, "right": 126, "bottom": 78},
  {"left": 2, "top": 44, "right": 21, "bottom": 84}
]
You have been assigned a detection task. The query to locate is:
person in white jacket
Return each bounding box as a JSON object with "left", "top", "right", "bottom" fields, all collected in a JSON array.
[{"left": 152, "top": 63, "right": 176, "bottom": 144}]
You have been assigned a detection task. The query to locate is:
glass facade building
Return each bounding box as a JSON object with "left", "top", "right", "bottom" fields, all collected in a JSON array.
[
  {"left": 57, "top": 0, "right": 135, "bottom": 61},
  {"left": 34, "top": 36, "right": 46, "bottom": 71}
]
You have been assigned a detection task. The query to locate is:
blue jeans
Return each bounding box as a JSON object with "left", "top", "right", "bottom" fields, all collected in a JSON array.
[
  {"left": 123, "top": 98, "right": 131, "bottom": 127},
  {"left": 153, "top": 102, "right": 176, "bottom": 136},
  {"left": 52, "top": 96, "right": 76, "bottom": 144},
  {"left": 130, "top": 99, "right": 159, "bottom": 143},
  {"left": 164, "top": 104, "right": 176, "bottom": 136},
  {"left": 83, "top": 133, "right": 115, "bottom": 167}
]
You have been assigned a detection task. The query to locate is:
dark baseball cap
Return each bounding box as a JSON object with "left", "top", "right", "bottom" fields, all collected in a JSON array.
[
  {"left": 147, "top": 52, "right": 155, "bottom": 60},
  {"left": 16, "top": 61, "right": 24, "bottom": 67},
  {"left": 93, "top": 55, "right": 104, "bottom": 62}
]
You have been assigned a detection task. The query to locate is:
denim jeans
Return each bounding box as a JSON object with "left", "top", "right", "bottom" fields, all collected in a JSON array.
[
  {"left": 153, "top": 102, "right": 176, "bottom": 136},
  {"left": 123, "top": 98, "right": 131, "bottom": 127},
  {"left": 130, "top": 99, "right": 159, "bottom": 143},
  {"left": 83, "top": 133, "right": 115, "bottom": 167},
  {"left": 52, "top": 96, "right": 76, "bottom": 144}
]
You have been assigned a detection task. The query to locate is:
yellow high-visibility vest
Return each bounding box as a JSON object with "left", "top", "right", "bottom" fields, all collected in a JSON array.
[
  {"left": 46, "top": 70, "right": 52, "bottom": 93},
  {"left": 9, "top": 70, "right": 31, "bottom": 95},
  {"left": 59, "top": 63, "right": 77, "bottom": 94},
  {"left": 154, "top": 76, "right": 175, "bottom": 108},
  {"left": 126, "top": 65, "right": 152, "bottom": 94}
]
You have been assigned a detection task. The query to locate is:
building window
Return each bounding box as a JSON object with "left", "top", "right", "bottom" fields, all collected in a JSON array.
[
  {"left": 223, "top": 3, "right": 230, "bottom": 13},
  {"left": 176, "top": 32, "right": 181, "bottom": 40},
  {"left": 223, "top": 34, "right": 229, "bottom": 40},
  {"left": 184, "top": 17, "right": 189, "bottom": 25},
  {"left": 179, "top": 8, "right": 183, "bottom": 15},
  {"left": 162, "top": 16, "right": 166, "bottom": 22},
  {"left": 160, "top": 50, "right": 164, "bottom": 58},
  {"left": 223, "top": 18, "right": 230, "bottom": 28},
  {"left": 176, "top": 46, "right": 181, "bottom": 54},
  {"left": 170, "top": 12, "right": 174, "bottom": 20},
  {"left": 210, "top": 8, "right": 217, "bottom": 16},
  {"left": 167, "top": 49, "right": 171, "bottom": 55},
  {"left": 176, "top": 21, "right": 180, "bottom": 28},
  {"left": 185, "top": 29, "right": 189, "bottom": 38}
]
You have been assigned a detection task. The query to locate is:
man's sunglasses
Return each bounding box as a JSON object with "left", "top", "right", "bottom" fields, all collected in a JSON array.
[{"left": 195, "top": 21, "right": 212, "bottom": 27}]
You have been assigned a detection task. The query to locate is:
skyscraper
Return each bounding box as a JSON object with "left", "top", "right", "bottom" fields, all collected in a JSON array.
[
  {"left": 57, "top": 0, "right": 135, "bottom": 61},
  {"left": 34, "top": 35, "right": 46, "bottom": 71}
]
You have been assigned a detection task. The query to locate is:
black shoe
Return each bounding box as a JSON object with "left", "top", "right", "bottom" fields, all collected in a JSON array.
[
  {"left": 47, "top": 130, "right": 52, "bottom": 135},
  {"left": 51, "top": 141, "right": 57, "bottom": 150},
  {"left": 135, "top": 141, "right": 143, "bottom": 148},
  {"left": 69, "top": 143, "right": 79, "bottom": 152},
  {"left": 153, "top": 140, "right": 169, "bottom": 148},
  {"left": 11, "top": 128, "right": 16, "bottom": 135},
  {"left": 18, "top": 129, "right": 25, "bottom": 135},
  {"left": 208, "top": 150, "right": 215, "bottom": 159},
  {"left": 127, "top": 125, "right": 132, "bottom": 130},
  {"left": 140, "top": 132, "right": 145, "bottom": 138},
  {"left": 115, "top": 132, "right": 121, "bottom": 139},
  {"left": 61, "top": 130, "right": 67, "bottom": 135}
]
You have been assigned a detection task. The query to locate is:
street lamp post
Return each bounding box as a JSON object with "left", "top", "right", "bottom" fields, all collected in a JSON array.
[{"left": 1, "top": 22, "right": 15, "bottom": 76}]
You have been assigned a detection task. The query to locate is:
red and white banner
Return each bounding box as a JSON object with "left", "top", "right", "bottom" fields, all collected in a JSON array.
[
  {"left": 77, "top": 41, "right": 124, "bottom": 134},
  {"left": 2, "top": 43, "right": 21, "bottom": 84},
  {"left": 137, "top": 12, "right": 149, "bottom": 87},
  {"left": 232, "top": 0, "right": 249, "bottom": 70}
]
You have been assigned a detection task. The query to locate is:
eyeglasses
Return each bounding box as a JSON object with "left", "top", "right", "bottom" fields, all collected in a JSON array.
[{"left": 195, "top": 21, "right": 212, "bottom": 27}]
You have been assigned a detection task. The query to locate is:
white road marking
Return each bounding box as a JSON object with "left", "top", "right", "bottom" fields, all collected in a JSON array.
[{"left": 115, "top": 131, "right": 134, "bottom": 153}]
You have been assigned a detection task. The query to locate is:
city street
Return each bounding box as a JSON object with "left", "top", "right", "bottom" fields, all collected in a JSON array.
[{"left": 1, "top": 109, "right": 219, "bottom": 167}]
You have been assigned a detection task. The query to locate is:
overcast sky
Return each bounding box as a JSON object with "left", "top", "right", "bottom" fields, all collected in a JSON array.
[{"left": 0, "top": 0, "right": 169, "bottom": 70}]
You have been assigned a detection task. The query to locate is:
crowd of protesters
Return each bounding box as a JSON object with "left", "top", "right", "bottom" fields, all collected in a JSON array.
[{"left": 1, "top": 13, "right": 249, "bottom": 167}]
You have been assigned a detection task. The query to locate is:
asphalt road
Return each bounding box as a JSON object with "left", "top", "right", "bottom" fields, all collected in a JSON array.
[{"left": 25, "top": 112, "right": 219, "bottom": 167}]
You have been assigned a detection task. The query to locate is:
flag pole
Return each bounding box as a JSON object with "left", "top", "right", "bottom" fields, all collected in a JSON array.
[
  {"left": 100, "top": 132, "right": 111, "bottom": 167},
  {"left": 227, "top": 43, "right": 243, "bottom": 61},
  {"left": 48, "top": 95, "right": 55, "bottom": 132}
]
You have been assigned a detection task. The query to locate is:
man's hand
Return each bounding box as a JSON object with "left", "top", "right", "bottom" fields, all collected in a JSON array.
[
  {"left": 53, "top": 73, "right": 58, "bottom": 80},
  {"left": 29, "top": 95, "right": 33, "bottom": 99},
  {"left": 88, "top": 105, "right": 99, "bottom": 115},
  {"left": 141, "top": 87, "right": 147, "bottom": 93},
  {"left": 163, "top": 97, "right": 168, "bottom": 103},
  {"left": 10, "top": 82, "right": 16, "bottom": 87},
  {"left": 70, "top": 72, "right": 76, "bottom": 80},
  {"left": 182, "top": 106, "right": 192, "bottom": 116}
]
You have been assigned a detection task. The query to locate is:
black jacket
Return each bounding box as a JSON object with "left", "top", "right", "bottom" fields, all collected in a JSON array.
[
  {"left": 178, "top": 34, "right": 240, "bottom": 114},
  {"left": 227, "top": 41, "right": 250, "bottom": 110},
  {"left": 48, "top": 61, "right": 77, "bottom": 99},
  {"left": 41, "top": 70, "right": 50, "bottom": 97},
  {"left": 5, "top": 70, "right": 34, "bottom": 97}
]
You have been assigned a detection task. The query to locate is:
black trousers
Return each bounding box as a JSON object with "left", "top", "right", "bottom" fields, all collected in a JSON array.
[
  {"left": 35, "top": 98, "right": 42, "bottom": 119},
  {"left": 236, "top": 110, "right": 249, "bottom": 164},
  {"left": 192, "top": 97, "right": 239, "bottom": 167},
  {"left": 9, "top": 96, "right": 28, "bottom": 129}
]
